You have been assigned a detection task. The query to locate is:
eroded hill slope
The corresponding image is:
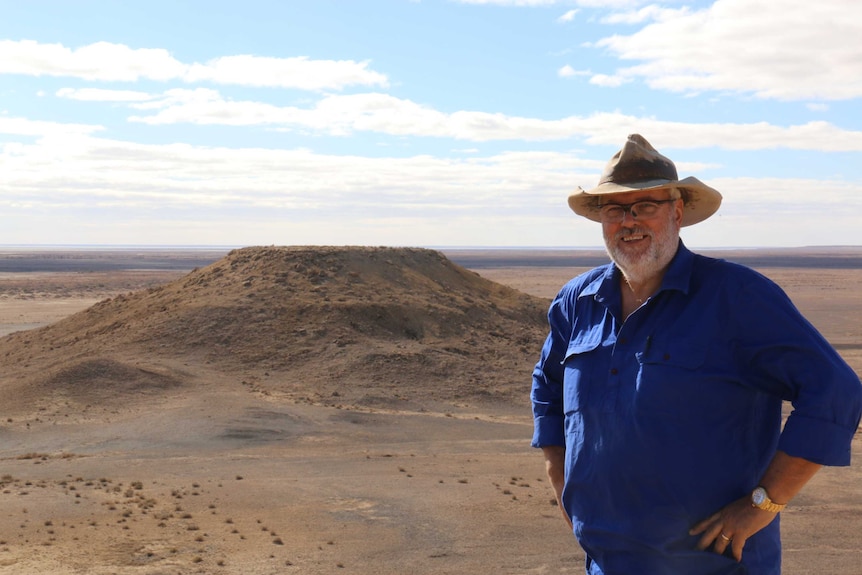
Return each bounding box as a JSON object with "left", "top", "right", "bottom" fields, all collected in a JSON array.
[{"left": 0, "top": 247, "right": 550, "bottom": 413}]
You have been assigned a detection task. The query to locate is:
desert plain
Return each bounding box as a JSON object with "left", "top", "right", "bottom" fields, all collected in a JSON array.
[{"left": 0, "top": 246, "right": 860, "bottom": 575}]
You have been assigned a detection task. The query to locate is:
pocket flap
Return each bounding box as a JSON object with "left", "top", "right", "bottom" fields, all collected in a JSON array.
[
  {"left": 637, "top": 340, "right": 707, "bottom": 369},
  {"left": 565, "top": 337, "right": 602, "bottom": 361}
]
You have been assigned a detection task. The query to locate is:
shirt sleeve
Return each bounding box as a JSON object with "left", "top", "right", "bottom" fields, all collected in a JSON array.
[
  {"left": 730, "top": 272, "right": 862, "bottom": 466},
  {"left": 531, "top": 288, "right": 572, "bottom": 449}
]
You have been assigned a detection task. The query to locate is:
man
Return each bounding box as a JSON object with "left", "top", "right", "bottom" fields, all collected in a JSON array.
[{"left": 530, "top": 134, "right": 862, "bottom": 574}]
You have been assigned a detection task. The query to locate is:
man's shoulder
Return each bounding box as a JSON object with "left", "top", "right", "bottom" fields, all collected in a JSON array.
[
  {"left": 689, "top": 251, "right": 779, "bottom": 292},
  {"left": 559, "top": 263, "right": 612, "bottom": 295}
]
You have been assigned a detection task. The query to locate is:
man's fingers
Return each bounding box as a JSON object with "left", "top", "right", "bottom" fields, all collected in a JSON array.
[
  {"left": 713, "top": 533, "right": 732, "bottom": 556},
  {"left": 730, "top": 536, "right": 745, "bottom": 562},
  {"left": 689, "top": 512, "right": 720, "bottom": 535},
  {"left": 692, "top": 497, "right": 766, "bottom": 561},
  {"left": 695, "top": 521, "right": 724, "bottom": 551}
]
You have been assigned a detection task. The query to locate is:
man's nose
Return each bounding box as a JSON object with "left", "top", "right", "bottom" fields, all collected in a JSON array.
[{"left": 620, "top": 208, "right": 637, "bottom": 223}]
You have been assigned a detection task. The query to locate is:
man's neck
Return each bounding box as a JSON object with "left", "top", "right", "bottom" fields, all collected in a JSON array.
[
  {"left": 620, "top": 268, "right": 666, "bottom": 317},
  {"left": 620, "top": 269, "right": 666, "bottom": 305}
]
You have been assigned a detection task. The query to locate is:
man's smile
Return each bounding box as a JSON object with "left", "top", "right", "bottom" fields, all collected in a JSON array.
[{"left": 621, "top": 234, "right": 647, "bottom": 243}]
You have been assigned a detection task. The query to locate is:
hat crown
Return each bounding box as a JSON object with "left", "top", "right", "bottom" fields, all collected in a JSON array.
[{"left": 599, "top": 134, "right": 678, "bottom": 186}]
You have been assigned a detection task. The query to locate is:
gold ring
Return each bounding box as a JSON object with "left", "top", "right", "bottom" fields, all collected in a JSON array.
[{"left": 720, "top": 532, "right": 731, "bottom": 542}]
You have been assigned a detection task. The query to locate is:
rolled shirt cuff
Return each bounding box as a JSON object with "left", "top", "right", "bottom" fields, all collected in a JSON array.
[
  {"left": 532, "top": 414, "right": 566, "bottom": 449},
  {"left": 778, "top": 413, "right": 857, "bottom": 466}
]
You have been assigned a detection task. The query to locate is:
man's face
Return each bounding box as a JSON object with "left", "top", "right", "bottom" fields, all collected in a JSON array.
[{"left": 599, "top": 188, "right": 684, "bottom": 283}]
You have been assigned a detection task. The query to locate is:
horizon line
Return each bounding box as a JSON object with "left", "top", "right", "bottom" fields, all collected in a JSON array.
[{"left": 1, "top": 243, "right": 861, "bottom": 250}]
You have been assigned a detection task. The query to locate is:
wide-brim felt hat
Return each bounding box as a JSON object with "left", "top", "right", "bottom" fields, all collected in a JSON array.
[{"left": 568, "top": 134, "right": 722, "bottom": 227}]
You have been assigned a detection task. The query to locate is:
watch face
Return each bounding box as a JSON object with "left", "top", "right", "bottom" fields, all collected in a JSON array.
[{"left": 752, "top": 487, "right": 766, "bottom": 506}]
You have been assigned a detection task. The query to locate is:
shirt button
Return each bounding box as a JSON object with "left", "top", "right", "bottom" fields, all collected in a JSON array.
[
  {"left": 610, "top": 368, "right": 618, "bottom": 375},
  {"left": 663, "top": 353, "right": 671, "bottom": 361},
  {"left": 619, "top": 338, "right": 627, "bottom": 345}
]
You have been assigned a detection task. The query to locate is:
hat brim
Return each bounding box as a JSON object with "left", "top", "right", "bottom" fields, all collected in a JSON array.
[{"left": 568, "top": 176, "right": 722, "bottom": 227}]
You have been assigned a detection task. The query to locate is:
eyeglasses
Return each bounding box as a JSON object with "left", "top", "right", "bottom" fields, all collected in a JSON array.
[{"left": 598, "top": 199, "right": 677, "bottom": 223}]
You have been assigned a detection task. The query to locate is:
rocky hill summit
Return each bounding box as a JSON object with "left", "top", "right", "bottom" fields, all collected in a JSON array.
[{"left": 0, "top": 246, "right": 550, "bottom": 414}]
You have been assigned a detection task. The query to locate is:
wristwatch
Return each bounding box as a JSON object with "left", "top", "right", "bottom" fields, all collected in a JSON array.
[{"left": 751, "top": 486, "right": 786, "bottom": 513}]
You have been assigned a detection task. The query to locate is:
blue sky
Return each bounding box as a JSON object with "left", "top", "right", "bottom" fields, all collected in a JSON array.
[{"left": 1, "top": 0, "right": 860, "bottom": 248}]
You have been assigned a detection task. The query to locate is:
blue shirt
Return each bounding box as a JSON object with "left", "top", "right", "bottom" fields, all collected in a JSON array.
[{"left": 531, "top": 242, "right": 862, "bottom": 575}]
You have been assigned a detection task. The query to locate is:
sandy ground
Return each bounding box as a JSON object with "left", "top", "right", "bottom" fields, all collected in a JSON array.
[{"left": 1, "top": 249, "right": 861, "bottom": 574}]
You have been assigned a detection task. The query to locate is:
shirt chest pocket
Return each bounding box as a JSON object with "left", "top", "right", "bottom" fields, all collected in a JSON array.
[
  {"left": 634, "top": 341, "right": 713, "bottom": 420},
  {"left": 562, "top": 337, "right": 604, "bottom": 415}
]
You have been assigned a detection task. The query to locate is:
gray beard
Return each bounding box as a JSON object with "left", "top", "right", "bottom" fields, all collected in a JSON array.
[{"left": 604, "top": 214, "right": 680, "bottom": 285}]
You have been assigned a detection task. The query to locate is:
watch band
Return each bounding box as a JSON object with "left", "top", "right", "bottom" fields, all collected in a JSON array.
[{"left": 751, "top": 486, "right": 786, "bottom": 513}]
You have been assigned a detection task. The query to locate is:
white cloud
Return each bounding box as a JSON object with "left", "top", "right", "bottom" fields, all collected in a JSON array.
[
  {"left": 0, "top": 40, "right": 388, "bottom": 91},
  {"left": 589, "top": 74, "right": 628, "bottom": 87},
  {"left": 184, "top": 55, "right": 388, "bottom": 91},
  {"left": 454, "top": 0, "right": 645, "bottom": 7},
  {"left": 11, "top": 89, "right": 860, "bottom": 157},
  {"left": 56, "top": 87, "right": 154, "bottom": 102},
  {"left": 557, "top": 9, "right": 579, "bottom": 22},
  {"left": 0, "top": 133, "right": 592, "bottom": 215},
  {"left": 574, "top": 0, "right": 647, "bottom": 8},
  {"left": 601, "top": 4, "right": 684, "bottom": 24},
  {"left": 454, "top": 0, "right": 563, "bottom": 5},
  {"left": 128, "top": 88, "right": 287, "bottom": 127},
  {"left": 0, "top": 116, "right": 103, "bottom": 137},
  {"left": 0, "top": 40, "right": 185, "bottom": 81},
  {"left": 591, "top": 0, "right": 862, "bottom": 101},
  {"left": 127, "top": 90, "right": 587, "bottom": 140},
  {"left": 118, "top": 89, "right": 862, "bottom": 151},
  {"left": 1, "top": 130, "right": 859, "bottom": 247},
  {"left": 558, "top": 64, "right": 590, "bottom": 77},
  {"left": 574, "top": 116, "right": 862, "bottom": 153}
]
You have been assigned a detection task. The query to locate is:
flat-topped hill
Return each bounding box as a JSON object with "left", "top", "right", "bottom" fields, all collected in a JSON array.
[{"left": 0, "top": 246, "right": 549, "bottom": 415}]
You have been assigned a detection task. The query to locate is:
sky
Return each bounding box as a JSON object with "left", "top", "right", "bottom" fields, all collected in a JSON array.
[{"left": 1, "top": 0, "right": 860, "bottom": 248}]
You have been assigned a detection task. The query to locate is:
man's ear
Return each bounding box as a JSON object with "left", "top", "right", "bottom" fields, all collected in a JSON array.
[{"left": 674, "top": 199, "right": 685, "bottom": 226}]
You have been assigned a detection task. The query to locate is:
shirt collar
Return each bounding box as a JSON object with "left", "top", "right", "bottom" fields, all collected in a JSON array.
[
  {"left": 660, "top": 239, "right": 694, "bottom": 295},
  {"left": 580, "top": 239, "right": 694, "bottom": 304}
]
